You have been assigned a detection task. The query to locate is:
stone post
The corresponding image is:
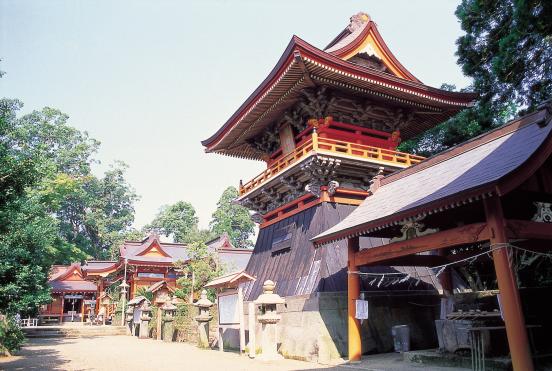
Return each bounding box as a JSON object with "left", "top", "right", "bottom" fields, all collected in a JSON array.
[
  {"left": 125, "top": 306, "right": 134, "bottom": 335},
  {"left": 194, "top": 290, "right": 214, "bottom": 348},
  {"left": 161, "top": 301, "right": 177, "bottom": 342},
  {"left": 254, "top": 280, "right": 285, "bottom": 361},
  {"left": 138, "top": 302, "right": 151, "bottom": 339}
]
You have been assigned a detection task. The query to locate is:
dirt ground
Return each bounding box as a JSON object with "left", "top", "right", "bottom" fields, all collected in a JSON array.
[{"left": 0, "top": 336, "right": 468, "bottom": 371}]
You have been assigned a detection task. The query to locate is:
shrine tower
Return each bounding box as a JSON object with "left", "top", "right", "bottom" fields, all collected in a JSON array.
[{"left": 202, "top": 13, "right": 476, "bottom": 301}]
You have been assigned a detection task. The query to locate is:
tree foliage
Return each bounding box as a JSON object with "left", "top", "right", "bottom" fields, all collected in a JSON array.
[
  {"left": 457, "top": 0, "right": 552, "bottom": 113},
  {"left": 145, "top": 201, "right": 199, "bottom": 243},
  {"left": 4, "top": 105, "right": 139, "bottom": 260},
  {"left": 0, "top": 99, "right": 58, "bottom": 315},
  {"left": 174, "top": 241, "right": 223, "bottom": 302},
  {"left": 400, "top": 0, "right": 552, "bottom": 156},
  {"left": 210, "top": 186, "right": 254, "bottom": 249},
  {"left": 0, "top": 97, "right": 139, "bottom": 315}
]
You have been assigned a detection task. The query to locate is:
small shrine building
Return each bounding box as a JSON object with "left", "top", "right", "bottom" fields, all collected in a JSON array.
[
  {"left": 40, "top": 263, "right": 98, "bottom": 324},
  {"left": 39, "top": 232, "right": 249, "bottom": 323}
]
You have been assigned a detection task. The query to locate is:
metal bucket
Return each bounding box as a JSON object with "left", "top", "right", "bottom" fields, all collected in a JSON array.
[{"left": 391, "top": 325, "right": 410, "bottom": 352}]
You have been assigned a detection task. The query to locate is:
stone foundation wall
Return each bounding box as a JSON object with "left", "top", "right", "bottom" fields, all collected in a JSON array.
[{"left": 239, "top": 292, "right": 440, "bottom": 363}]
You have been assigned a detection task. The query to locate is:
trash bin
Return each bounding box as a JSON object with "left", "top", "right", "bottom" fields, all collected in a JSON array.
[{"left": 391, "top": 325, "right": 410, "bottom": 352}]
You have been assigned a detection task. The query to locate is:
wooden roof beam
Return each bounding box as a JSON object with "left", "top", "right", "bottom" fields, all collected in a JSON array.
[
  {"left": 506, "top": 219, "right": 552, "bottom": 240},
  {"left": 354, "top": 222, "right": 491, "bottom": 267},
  {"left": 362, "top": 254, "right": 449, "bottom": 267}
]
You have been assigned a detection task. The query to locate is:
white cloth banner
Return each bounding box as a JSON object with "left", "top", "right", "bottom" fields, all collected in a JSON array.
[{"left": 355, "top": 299, "right": 368, "bottom": 320}]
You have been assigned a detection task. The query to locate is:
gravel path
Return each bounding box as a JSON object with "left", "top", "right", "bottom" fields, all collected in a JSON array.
[{"left": 0, "top": 336, "right": 468, "bottom": 371}]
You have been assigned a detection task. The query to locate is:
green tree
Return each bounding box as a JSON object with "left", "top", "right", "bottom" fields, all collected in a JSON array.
[
  {"left": 6, "top": 106, "right": 139, "bottom": 260},
  {"left": 400, "top": 1, "right": 551, "bottom": 156},
  {"left": 457, "top": 0, "right": 552, "bottom": 114},
  {"left": 145, "top": 201, "right": 199, "bottom": 243},
  {"left": 210, "top": 186, "right": 254, "bottom": 249},
  {"left": 174, "top": 241, "right": 223, "bottom": 302},
  {"left": 0, "top": 99, "right": 71, "bottom": 316}
]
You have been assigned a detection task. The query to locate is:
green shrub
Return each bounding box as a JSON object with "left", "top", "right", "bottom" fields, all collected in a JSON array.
[{"left": 0, "top": 316, "right": 25, "bottom": 354}]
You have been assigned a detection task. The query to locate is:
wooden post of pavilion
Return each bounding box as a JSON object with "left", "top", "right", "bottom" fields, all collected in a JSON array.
[
  {"left": 59, "top": 293, "right": 65, "bottom": 324},
  {"left": 347, "top": 236, "right": 361, "bottom": 362},
  {"left": 238, "top": 285, "right": 245, "bottom": 355},
  {"left": 81, "top": 294, "right": 86, "bottom": 323},
  {"left": 484, "top": 196, "right": 534, "bottom": 371}
]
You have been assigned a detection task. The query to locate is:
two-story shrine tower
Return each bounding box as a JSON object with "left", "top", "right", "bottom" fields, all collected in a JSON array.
[{"left": 202, "top": 13, "right": 476, "bottom": 301}]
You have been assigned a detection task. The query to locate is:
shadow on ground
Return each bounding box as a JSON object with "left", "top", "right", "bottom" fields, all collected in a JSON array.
[{"left": 0, "top": 338, "right": 73, "bottom": 371}]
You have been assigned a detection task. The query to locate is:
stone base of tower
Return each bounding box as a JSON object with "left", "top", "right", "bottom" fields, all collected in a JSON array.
[
  {"left": 237, "top": 292, "right": 441, "bottom": 363},
  {"left": 236, "top": 200, "right": 448, "bottom": 362}
]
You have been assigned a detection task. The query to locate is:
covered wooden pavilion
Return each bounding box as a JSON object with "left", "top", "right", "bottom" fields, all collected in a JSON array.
[{"left": 313, "top": 103, "right": 552, "bottom": 371}]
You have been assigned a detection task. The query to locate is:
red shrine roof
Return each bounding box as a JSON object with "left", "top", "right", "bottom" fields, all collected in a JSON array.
[
  {"left": 314, "top": 103, "right": 552, "bottom": 245},
  {"left": 120, "top": 232, "right": 189, "bottom": 266},
  {"left": 202, "top": 12, "right": 477, "bottom": 160},
  {"left": 49, "top": 263, "right": 98, "bottom": 293},
  {"left": 82, "top": 260, "right": 119, "bottom": 277}
]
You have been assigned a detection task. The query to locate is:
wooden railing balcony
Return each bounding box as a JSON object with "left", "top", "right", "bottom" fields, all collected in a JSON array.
[{"left": 239, "top": 131, "right": 425, "bottom": 196}]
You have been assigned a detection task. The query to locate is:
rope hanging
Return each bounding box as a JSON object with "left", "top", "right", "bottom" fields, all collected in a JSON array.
[{"left": 346, "top": 242, "right": 551, "bottom": 288}]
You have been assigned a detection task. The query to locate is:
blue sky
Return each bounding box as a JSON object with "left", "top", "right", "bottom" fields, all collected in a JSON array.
[{"left": 0, "top": 0, "right": 472, "bottom": 229}]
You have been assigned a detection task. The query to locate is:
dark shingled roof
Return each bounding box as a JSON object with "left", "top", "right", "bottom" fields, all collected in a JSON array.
[{"left": 314, "top": 105, "right": 552, "bottom": 244}]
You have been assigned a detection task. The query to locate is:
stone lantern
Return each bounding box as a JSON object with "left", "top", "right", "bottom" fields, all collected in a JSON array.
[
  {"left": 254, "top": 280, "right": 285, "bottom": 361},
  {"left": 194, "top": 290, "right": 214, "bottom": 348},
  {"left": 161, "top": 301, "right": 177, "bottom": 342},
  {"left": 125, "top": 306, "right": 134, "bottom": 333},
  {"left": 138, "top": 301, "right": 152, "bottom": 339}
]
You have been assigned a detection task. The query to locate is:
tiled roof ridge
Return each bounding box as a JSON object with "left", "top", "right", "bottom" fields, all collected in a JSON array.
[{"left": 382, "top": 108, "right": 551, "bottom": 187}]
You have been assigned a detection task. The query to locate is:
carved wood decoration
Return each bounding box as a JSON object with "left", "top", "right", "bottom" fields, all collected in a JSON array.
[
  {"left": 532, "top": 202, "right": 552, "bottom": 223},
  {"left": 389, "top": 217, "right": 439, "bottom": 243},
  {"left": 248, "top": 86, "right": 419, "bottom": 157}
]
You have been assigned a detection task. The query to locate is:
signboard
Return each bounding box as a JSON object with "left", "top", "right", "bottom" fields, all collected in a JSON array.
[
  {"left": 218, "top": 292, "right": 239, "bottom": 325},
  {"left": 137, "top": 272, "right": 164, "bottom": 279},
  {"left": 84, "top": 300, "right": 96, "bottom": 306},
  {"left": 355, "top": 299, "right": 368, "bottom": 320},
  {"left": 64, "top": 294, "right": 83, "bottom": 299}
]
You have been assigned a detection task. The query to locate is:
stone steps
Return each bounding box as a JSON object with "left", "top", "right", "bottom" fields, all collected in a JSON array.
[{"left": 22, "top": 326, "right": 128, "bottom": 338}]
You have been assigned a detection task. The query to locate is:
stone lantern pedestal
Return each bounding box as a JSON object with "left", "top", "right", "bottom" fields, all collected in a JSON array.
[
  {"left": 254, "top": 280, "right": 285, "bottom": 361},
  {"left": 125, "top": 306, "right": 134, "bottom": 334},
  {"left": 194, "top": 290, "right": 214, "bottom": 348},
  {"left": 138, "top": 302, "right": 152, "bottom": 339},
  {"left": 162, "top": 301, "right": 177, "bottom": 342}
]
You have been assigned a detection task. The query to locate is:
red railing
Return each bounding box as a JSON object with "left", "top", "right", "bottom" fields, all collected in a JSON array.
[{"left": 239, "top": 132, "right": 425, "bottom": 196}]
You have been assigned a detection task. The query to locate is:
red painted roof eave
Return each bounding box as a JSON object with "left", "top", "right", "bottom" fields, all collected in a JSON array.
[
  {"left": 202, "top": 35, "right": 477, "bottom": 150},
  {"left": 201, "top": 36, "right": 301, "bottom": 149}
]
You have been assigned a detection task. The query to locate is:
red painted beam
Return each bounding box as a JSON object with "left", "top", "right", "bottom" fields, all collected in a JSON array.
[{"left": 354, "top": 223, "right": 491, "bottom": 267}]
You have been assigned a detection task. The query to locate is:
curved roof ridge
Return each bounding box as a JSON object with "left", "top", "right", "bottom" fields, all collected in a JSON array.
[{"left": 324, "top": 12, "right": 420, "bottom": 83}]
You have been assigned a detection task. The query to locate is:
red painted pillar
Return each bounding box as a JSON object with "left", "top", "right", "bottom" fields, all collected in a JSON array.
[
  {"left": 347, "top": 236, "right": 361, "bottom": 362},
  {"left": 484, "top": 196, "right": 534, "bottom": 371},
  {"left": 60, "top": 292, "right": 65, "bottom": 324}
]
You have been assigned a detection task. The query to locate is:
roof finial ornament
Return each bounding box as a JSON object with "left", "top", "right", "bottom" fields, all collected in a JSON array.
[{"left": 348, "top": 12, "right": 371, "bottom": 32}]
